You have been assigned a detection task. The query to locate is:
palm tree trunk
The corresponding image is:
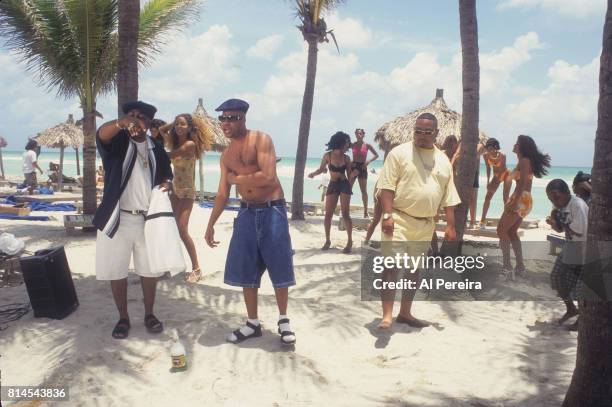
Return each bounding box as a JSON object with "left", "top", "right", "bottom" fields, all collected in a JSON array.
[
  {"left": 291, "top": 36, "right": 318, "bottom": 220},
  {"left": 454, "top": 0, "right": 480, "bottom": 245},
  {"left": 58, "top": 142, "right": 65, "bottom": 193},
  {"left": 82, "top": 107, "right": 97, "bottom": 215},
  {"left": 117, "top": 0, "right": 140, "bottom": 116},
  {"left": 563, "top": 2, "right": 612, "bottom": 405},
  {"left": 0, "top": 147, "right": 4, "bottom": 180},
  {"left": 75, "top": 148, "right": 80, "bottom": 176}
]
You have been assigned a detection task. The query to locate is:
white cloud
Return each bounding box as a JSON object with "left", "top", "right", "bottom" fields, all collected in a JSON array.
[
  {"left": 504, "top": 57, "right": 599, "bottom": 127},
  {"left": 325, "top": 12, "right": 373, "bottom": 49},
  {"left": 139, "top": 25, "right": 240, "bottom": 104},
  {"left": 246, "top": 35, "right": 284, "bottom": 60},
  {"left": 480, "top": 32, "right": 544, "bottom": 94},
  {"left": 497, "top": 0, "right": 605, "bottom": 19}
]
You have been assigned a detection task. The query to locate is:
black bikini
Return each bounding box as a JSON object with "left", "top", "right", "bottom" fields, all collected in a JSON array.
[
  {"left": 328, "top": 163, "right": 346, "bottom": 173},
  {"left": 326, "top": 157, "right": 352, "bottom": 196}
]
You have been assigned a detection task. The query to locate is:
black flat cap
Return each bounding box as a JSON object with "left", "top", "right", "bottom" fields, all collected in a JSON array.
[
  {"left": 215, "top": 98, "right": 249, "bottom": 113},
  {"left": 122, "top": 100, "right": 157, "bottom": 119}
]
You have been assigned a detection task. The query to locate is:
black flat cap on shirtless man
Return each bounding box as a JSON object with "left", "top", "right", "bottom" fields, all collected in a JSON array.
[{"left": 205, "top": 98, "right": 296, "bottom": 346}]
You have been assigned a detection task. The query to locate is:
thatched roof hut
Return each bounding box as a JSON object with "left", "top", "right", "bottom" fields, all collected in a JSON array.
[
  {"left": 374, "top": 89, "right": 488, "bottom": 155},
  {"left": 34, "top": 114, "right": 83, "bottom": 150},
  {"left": 192, "top": 98, "right": 229, "bottom": 195},
  {"left": 193, "top": 98, "right": 229, "bottom": 153},
  {"left": 34, "top": 114, "right": 84, "bottom": 191}
]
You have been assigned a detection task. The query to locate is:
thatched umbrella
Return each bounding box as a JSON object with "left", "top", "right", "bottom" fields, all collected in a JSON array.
[
  {"left": 375, "top": 89, "right": 488, "bottom": 156},
  {"left": 34, "top": 114, "right": 83, "bottom": 192},
  {"left": 193, "top": 98, "right": 229, "bottom": 194},
  {"left": 0, "top": 136, "right": 6, "bottom": 180}
]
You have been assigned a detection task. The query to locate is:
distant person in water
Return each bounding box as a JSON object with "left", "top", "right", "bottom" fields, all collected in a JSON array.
[
  {"left": 497, "top": 135, "right": 550, "bottom": 280},
  {"left": 309, "top": 131, "right": 358, "bottom": 253},
  {"left": 23, "top": 139, "right": 43, "bottom": 193},
  {"left": 350, "top": 128, "right": 379, "bottom": 218},
  {"left": 572, "top": 171, "right": 591, "bottom": 204},
  {"left": 546, "top": 179, "right": 588, "bottom": 331},
  {"left": 480, "top": 138, "right": 509, "bottom": 229}
]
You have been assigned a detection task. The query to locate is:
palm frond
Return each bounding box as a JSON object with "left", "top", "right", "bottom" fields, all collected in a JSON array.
[{"left": 138, "top": 0, "right": 202, "bottom": 66}]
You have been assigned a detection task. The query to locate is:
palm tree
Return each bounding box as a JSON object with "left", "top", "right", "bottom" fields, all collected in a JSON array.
[
  {"left": 290, "top": 0, "right": 343, "bottom": 220},
  {"left": 0, "top": 0, "right": 200, "bottom": 214},
  {"left": 563, "top": 2, "right": 612, "bottom": 405},
  {"left": 117, "top": 0, "right": 140, "bottom": 117},
  {"left": 453, "top": 0, "right": 480, "bottom": 246}
]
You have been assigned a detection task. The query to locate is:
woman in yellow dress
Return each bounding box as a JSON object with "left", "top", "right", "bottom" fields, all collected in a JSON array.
[
  {"left": 160, "top": 114, "right": 213, "bottom": 283},
  {"left": 497, "top": 135, "right": 550, "bottom": 280}
]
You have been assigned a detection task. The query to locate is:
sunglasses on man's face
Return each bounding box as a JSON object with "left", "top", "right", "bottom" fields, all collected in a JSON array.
[
  {"left": 414, "top": 128, "right": 435, "bottom": 135},
  {"left": 218, "top": 115, "right": 242, "bottom": 122}
]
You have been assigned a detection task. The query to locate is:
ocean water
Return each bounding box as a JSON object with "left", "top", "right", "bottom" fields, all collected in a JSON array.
[{"left": 0, "top": 150, "right": 591, "bottom": 220}]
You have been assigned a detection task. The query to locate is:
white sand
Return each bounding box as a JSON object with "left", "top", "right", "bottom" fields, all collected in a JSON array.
[{"left": 0, "top": 206, "right": 577, "bottom": 406}]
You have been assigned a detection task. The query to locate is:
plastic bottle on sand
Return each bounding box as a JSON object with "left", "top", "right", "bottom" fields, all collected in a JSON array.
[{"left": 170, "top": 329, "right": 187, "bottom": 372}]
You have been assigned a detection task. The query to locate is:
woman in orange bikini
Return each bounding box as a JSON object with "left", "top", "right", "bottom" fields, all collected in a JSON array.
[
  {"left": 160, "top": 114, "right": 213, "bottom": 282},
  {"left": 309, "top": 131, "right": 358, "bottom": 253},
  {"left": 497, "top": 135, "right": 550, "bottom": 279},
  {"left": 480, "top": 138, "right": 509, "bottom": 229}
]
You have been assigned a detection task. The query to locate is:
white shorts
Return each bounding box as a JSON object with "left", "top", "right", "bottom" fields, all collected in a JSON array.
[{"left": 95, "top": 213, "right": 164, "bottom": 280}]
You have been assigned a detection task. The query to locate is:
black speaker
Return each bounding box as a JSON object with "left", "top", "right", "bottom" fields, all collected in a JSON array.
[{"left": 19, "top": 246, "right": 79, "bottom": 319}]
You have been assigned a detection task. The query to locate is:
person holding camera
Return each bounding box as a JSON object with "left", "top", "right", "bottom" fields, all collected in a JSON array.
[{"left": 545, "top": 179, "right": 589, "bottom": 331}]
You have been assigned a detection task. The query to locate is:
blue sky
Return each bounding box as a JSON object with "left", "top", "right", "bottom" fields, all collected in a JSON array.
[{"left": 0, "top": 0, "right": 605, "bottom": 166}]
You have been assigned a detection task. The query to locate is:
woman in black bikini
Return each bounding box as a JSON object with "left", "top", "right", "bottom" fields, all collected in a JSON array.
[{"left": 309, "top": 131, "right": 358, "bottom": 253}]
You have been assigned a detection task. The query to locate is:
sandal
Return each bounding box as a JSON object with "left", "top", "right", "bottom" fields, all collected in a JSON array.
[
  {"left": 112, "top": 318, "right": 130, "bottom": 340},
  {"left": 186, "top": 267, "right": 202, "bottom": 283},
  {"left": 277, "top": 318, "right": 296, "bottom": 345},
  {"left": 227, "top": 321, "right": 262, "bottom": 344},
  {"left": 144, "top": 314, "right": 163, "bottom": 334}
]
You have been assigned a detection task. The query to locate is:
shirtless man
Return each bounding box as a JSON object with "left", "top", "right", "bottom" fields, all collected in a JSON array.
[{"left": 205, "top": 99, "right": 296, "bottom": 346}]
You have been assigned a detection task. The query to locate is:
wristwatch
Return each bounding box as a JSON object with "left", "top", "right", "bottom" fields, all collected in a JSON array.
[{"left": 382, "top": 213, "right": 392, "bottom": 221}]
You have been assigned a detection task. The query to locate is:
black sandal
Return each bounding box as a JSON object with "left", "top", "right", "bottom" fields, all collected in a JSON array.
[
  {"left": 277, "top": 318, "right": 296, "bottom": 345},
  {"left": 144, "top": 314, "right": 163, "bottom": 334},
  {"left": 112, "top": 318, "right": 130, "bottom": 340},
  {"left": 227, "top": 321, "right": 262, "bottom": 344}
]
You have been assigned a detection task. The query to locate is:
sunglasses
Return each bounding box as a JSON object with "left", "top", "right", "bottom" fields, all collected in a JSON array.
[
  {"left": 218, "top": 115, "right": 242, "bottom": 122},
  {"left": 414, "top": 128, "right": 435, "bottom": 135}
]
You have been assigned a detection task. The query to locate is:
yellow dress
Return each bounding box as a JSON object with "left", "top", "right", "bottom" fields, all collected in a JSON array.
[{"left": 171, "top": 156, "right": 196, "bottom": 200}]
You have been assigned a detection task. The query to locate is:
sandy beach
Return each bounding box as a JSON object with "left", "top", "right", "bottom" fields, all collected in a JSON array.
[{"left": 0, "top": 203, "right": 579, "bottom": 407}]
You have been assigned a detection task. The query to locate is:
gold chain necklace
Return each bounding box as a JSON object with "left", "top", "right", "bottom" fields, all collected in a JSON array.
[{"left": 136, "top": 147, "right": 149, "bottom": 168}]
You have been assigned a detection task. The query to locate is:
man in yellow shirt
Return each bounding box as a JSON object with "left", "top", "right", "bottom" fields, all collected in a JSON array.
[{"left": 377, "top": 113, "right": 461, "bottom": 329}]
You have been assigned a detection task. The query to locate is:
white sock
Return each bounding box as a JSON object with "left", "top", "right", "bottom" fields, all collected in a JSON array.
[
  {"left": 227, "top": 318, "right": 259, "bottom": 342},
  {"left": 278, "top": 315, "right": 295, "bottom": 343}
]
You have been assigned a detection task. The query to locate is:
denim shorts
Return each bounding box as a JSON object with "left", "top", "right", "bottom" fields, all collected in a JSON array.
[{"left": 224, "top": 205, "right": 295, "bottom": 288}]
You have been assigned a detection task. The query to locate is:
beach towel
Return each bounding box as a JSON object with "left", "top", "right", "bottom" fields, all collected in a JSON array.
[
  {"left": 0, "top": 214, "right": 50, "bottom": 221},
  {"left": 144, "top": 187, "right": 186, "bottom": 276},
  {"left": 1, "top": 197, "right": 74, "bottom": 212}
]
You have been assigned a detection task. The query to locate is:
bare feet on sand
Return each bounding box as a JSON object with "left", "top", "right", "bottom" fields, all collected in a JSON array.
[
  {"left": 396, "top": 314, "right": 431, "bottom": 328},
  {"left": 342, "top": 241, "right": 353, "bottom": 254},
  {"left": 321, "top": 240, "right": 331, "bottom": 250}
]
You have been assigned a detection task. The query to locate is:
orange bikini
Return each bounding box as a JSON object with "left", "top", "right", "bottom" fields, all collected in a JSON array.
[
  {"left": 509, "top": 169, "right": 534, "bottom": 218},
  {"left": 486, "top": 152, "right": 509, "bottom": 182}
]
